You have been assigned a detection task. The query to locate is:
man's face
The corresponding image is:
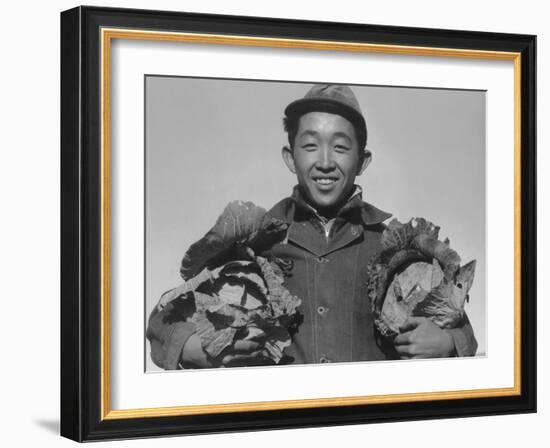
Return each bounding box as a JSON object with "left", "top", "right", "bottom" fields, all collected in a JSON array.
[{"left": 282, "top": 111, "right": 370, "bottom": 213}]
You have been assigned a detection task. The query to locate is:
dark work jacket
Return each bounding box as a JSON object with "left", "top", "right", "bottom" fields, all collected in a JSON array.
[
  {"left": 263, "top": 187, "right": 478, "bottom": 364},
  {"left": 146, "top": 187, "right": 478, "bottom": 369},
  {"left": 262, "top": 188, "right": 392, "bottom": 363}
]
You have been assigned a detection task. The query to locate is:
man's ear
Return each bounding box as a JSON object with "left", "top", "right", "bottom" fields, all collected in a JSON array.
[
  {"left": 357, "top": 150, "right": 372, "bottom": 175},
  {"left": 282, "top": 145, "right": 296, "bottom": 174},
  {"left": 356, "top": 149, "right": 372, "bottom": 175}
]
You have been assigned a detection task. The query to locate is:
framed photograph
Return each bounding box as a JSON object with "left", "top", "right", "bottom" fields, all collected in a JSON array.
[{"left": 60, "top": 6, "right": 536, "bottom": 441}]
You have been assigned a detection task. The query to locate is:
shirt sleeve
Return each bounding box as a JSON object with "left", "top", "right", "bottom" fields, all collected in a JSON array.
[
  {"left": 146, "top": 298, "right": 197, "bottom": 370},
  {"left": 446, "top": 313, "right": 478, "bottom": 357}
]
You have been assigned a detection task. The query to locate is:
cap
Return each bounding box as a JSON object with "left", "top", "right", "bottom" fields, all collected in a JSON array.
[{"left": 284, "top": 84, "right": 367, "bottom": 147}]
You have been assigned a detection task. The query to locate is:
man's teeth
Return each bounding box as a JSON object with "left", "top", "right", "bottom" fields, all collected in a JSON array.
[{"left": 315, "top": 178, "right": 336, "bottom": 185}]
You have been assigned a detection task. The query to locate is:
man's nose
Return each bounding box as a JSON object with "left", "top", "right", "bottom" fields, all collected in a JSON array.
[{"left": 316, "top": 147, "right": 335, "bottom": 171}]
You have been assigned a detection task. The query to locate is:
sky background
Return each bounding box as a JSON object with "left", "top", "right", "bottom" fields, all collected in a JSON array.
[{"left": 145, "top": 76, "right": 486, "bottom": 371}]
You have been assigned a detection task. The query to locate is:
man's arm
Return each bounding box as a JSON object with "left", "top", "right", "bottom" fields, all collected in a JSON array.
[
  {"left": 445, "top": 313, "right": 478, "bottom": 357},
  {"left": 146, "top": 299, "right": 197, "bottom": 370},
  {"left": 146, "top": 294, "right": 269, "bottom": 369}
]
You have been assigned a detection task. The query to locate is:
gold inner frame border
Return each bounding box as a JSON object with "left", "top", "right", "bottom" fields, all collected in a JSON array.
[{"left": 99, "top": 27, "right": 522, "bottom": 421}]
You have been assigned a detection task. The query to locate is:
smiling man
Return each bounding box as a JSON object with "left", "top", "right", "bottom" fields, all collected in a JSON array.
[
  {"left": 146, "top": 83, "right": 478, "bottom": 369},
  {"left": 258, "top": 84, "right": 478, "bottom": 364}
]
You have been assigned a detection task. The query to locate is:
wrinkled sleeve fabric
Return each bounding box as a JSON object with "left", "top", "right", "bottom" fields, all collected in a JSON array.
[
  {"left": 446, "top": 313, "right": 478, "bottom": 357},
  {"left": 146, "top": 300, "right": 196, "bottom": 370}
]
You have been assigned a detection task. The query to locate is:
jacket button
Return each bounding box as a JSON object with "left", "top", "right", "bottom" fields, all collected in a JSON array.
[
  {"left": 351, "top": 227, "right": 359, "bottom": 236},
  {"left": 319, "top": 356, "right": 331, "bottom": 363},
  {"left": 317, "top": 306, "right": 328, "bottom": 315},
  {"left": 317, "top": 256, "right": 329, "bottom": 263}
]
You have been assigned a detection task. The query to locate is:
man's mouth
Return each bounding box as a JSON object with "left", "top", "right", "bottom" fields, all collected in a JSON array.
[{"left": 312, "top": 176, "right": 338, "bottom": 186}]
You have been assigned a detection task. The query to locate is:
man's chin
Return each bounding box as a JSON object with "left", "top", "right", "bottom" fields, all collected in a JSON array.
[
  {"left": 300, "top": 185, "right": 350, "bottom": 212},
  {"left": 307, "top": 196, "right": 342, "bottom": 213}
]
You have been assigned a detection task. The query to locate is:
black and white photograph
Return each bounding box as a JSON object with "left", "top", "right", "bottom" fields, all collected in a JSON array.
[
  {"left": 56, "top": 5, "right": 537, "bottom": 442},
  {"left": 144, "top": 77, "right": 486, "bottom": 372}
]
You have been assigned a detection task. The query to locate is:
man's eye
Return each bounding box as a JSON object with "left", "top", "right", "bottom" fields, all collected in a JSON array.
[
  {"left": 301, "top": 143, "right": 317, "bottom": 151},
  {"left": 335, "top": 145, "right": 350, "bottom": 152}
]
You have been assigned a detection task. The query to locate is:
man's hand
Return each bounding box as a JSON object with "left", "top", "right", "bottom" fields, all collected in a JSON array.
[
  {"left": 181, "top": 334, "right": 266, "bottom": 368},
  {"left": 394, "top": 317, "right": 456, "bottom": 359},
  {"left": 219, "top": 340, "right": 267, "bottom": 367}
]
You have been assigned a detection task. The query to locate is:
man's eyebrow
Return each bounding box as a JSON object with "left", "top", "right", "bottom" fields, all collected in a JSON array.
[
  {"left": 296, "top": 130, "right": 319, "bottom": 138},
  {"left": 296, "top": 131, "right": 352, "bottom": 139},
  {"left": 332, "top": 132, "right": 353, "bottom": 143}
]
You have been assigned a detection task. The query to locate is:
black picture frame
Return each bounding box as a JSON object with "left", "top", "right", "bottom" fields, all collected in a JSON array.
[{"left": 61, "top": 5, "right": 536, "bottom": 442}]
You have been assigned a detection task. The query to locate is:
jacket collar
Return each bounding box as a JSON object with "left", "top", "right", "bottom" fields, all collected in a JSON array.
[{"left": 266, "top": 185, "right": 391, "bottom": 228}]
